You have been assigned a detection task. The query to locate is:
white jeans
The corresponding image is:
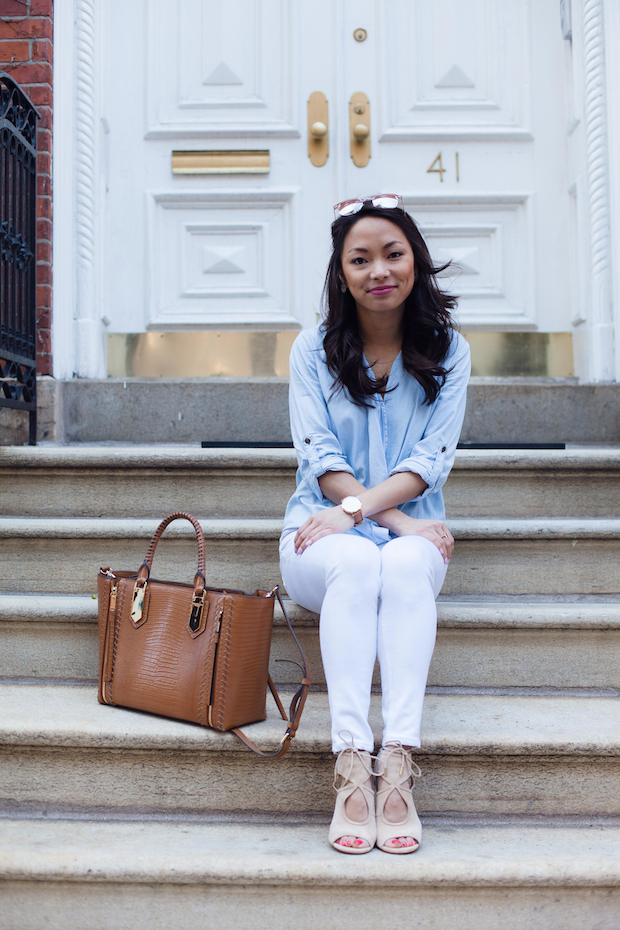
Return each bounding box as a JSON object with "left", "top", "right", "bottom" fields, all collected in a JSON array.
[{"left": 279, "top": 530, "right": 447, "bottom": 753}]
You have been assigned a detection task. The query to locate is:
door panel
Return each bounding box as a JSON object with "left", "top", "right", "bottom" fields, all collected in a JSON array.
[
  {"left": 146, "top": 0, "right": 298, "bottom": 137},
  {"left": 379, "top": 0, "right": 531, "bottom": 140},
  {"left": 102, "top": 0, "right": 571, "bottom": 351},
  {"left": 148, "top": 191, "right": 297, "bottom": 326}
]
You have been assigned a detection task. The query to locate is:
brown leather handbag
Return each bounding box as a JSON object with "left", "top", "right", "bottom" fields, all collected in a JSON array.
[{"left": 97, "top": 511, "right": 310, "bottom": 758}]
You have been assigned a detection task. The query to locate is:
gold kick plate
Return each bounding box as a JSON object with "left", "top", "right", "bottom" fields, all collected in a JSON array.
[
  {"left": 171, "top": 150, "right": 270, "bottom": 175},
  {"left": 108, "top": 332, "right": 574, "bottom": 379},
  {"left": 349, "top": 92, "right": 371, "bottom": 167},
  {"left": 307, "top": 91, "right": 329, "bottom": 167}
]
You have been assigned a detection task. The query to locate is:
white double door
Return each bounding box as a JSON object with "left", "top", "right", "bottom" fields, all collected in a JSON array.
[{"left": 101, "top": 0, "right": 571, "bottom": 341}]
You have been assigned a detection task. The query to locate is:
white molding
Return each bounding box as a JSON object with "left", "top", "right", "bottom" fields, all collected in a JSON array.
[
  {"left": 144, "top": 127, "right": 301, "bottom": 140},
  {"left": 52, "top": 0, "right": 105, "bottom": 379},
  {"left": 150, "top": 189, "right": 298, "bottom": 208},
  {"left": 380, "top": 128, "right": 534, "bottom": 143},
  {"left": 73, "top": 0, "right": 105, "bottom": 378},
  {"left": 582, "top": 0, "right": 615, "bottom": 379},
  {"left": 51, "top": 0, "right": 76, "bottom": 379},
  {"left": 402, "top": 192, "right": 530, "bottom": 206},
  {"left": 603, "top": 0, "right": 620, "bottom": 380}
]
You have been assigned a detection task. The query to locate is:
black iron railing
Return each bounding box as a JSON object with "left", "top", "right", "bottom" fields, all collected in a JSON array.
[{"left": 0, "top": 72, "right": 40, "bottom": 445}]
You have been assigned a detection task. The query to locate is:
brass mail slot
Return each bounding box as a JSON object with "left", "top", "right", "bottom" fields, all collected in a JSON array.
[{"left": 171, "top": 150, "right": 270, "bottom": 175}]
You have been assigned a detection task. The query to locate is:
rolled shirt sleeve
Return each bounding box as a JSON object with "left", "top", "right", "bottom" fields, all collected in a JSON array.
[
  {"left": 389, "top": 333, "right": 471, "bottom": 499},
  {"left": 288, "top": 331, "right": 356, "bottom": 500}
]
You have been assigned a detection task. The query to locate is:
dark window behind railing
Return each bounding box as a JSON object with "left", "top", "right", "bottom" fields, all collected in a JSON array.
[{"left": 0, "top": 72, "right": 40, "bottom": 445}]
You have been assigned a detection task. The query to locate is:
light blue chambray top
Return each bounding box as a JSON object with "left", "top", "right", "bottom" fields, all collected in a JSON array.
[{"left": 282, "top": 325, "right": 471, "bottom": 545}]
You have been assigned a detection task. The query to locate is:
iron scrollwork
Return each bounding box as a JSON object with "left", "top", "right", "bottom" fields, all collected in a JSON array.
[
  {"left": 0, "top": 72, "right": 40, "bottom": 444},
  {"left": 0, "top": 74, "right": 38, "bottom": 147}
]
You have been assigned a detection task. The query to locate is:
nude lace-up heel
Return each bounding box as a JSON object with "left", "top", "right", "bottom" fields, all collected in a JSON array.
[
  {"left": 328, "top": 746, "right": 377, "bottom": 854},
  {"left": 374, "top": 742, "right": 422, "bottom": 854}
]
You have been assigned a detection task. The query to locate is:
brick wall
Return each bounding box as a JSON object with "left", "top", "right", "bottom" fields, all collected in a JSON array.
[{"left": 1, "top": 0, "right": 53, "bottom": 375}]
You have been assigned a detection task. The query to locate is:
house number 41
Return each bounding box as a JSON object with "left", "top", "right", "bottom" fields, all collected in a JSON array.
[{"left": 427, "top": 152, "right": 460, "bottom": 182}]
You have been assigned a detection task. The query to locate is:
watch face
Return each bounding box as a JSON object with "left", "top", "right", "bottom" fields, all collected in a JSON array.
[{"left": 341, "top": 496, "right": 362, "bottom": 514}]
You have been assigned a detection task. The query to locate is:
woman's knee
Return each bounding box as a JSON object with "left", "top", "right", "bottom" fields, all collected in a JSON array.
[
  {"left": 325, "top": 536, "right": 381, "bottom": 592},
  {"left": 380, "top": 535, "right": 443, "bottom": 587}
]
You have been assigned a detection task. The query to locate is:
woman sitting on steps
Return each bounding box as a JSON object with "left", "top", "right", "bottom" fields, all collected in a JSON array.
[{"left": 279, "top": 195, "right": 470, "bottom": 854}]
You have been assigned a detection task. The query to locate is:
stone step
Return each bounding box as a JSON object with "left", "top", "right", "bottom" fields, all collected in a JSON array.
[
  {"left": 1, "top": 444, "right": 619, "bottom": 518},
  {"left": 1, "top": 594, "right": 619, "bottom": 690},
  {"left": 30, "top": 375, "right": 620, "bottom": 444},
  {"left": 1, "top": 684, "right": 619, "bottom": 819},
  {"left": 1, "top": 819, "right": 620, "bottom": 930},
  {"left": 1, "top": 517, "right": 619, "bottom": 596}
]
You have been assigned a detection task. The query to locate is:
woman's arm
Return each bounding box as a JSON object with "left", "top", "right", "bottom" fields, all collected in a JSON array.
[
  {"left": 319, "top": 470, "right": 427, "bottom": 522},
  {"left": 293, "top": 469, "right": 454, "bottom": 562}
]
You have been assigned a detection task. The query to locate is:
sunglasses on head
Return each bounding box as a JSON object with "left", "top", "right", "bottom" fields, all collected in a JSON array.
[{"left": 333, "top": 193, "right": 404, "bottom": 219}]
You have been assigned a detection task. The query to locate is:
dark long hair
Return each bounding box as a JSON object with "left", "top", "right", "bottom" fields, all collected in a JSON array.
[{"left": 322, "top": 205, "right": 458, "bottom": 406}]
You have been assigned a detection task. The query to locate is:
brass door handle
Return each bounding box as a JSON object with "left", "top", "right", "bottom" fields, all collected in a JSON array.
[
  {"left": 307, "top": 92, "right": 329, "bottom": 166},
  {"left": 349, "top": 93, "right": 371, "bottom": 166}
]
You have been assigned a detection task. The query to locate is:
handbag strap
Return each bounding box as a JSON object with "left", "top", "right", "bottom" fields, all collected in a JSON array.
[
  {"left": 231, "top": 586, "right": 311, "bottom": 760},
  {"left": 137, "top": 512, "right": 207, "bottom": 595}
]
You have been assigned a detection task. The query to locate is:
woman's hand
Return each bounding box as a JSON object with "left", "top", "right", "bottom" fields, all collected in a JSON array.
[
  {"left": 294, "top": 506, "right": 354, "bottom": 554},
  {"left": 393, "top": 514, "right": 454, "bottom": 564}
]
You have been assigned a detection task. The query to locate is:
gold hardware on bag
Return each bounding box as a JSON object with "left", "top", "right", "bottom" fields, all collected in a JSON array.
[
  {"left": 189, "top": 592, "right": 206, "bottom": 633},
  {"left": 109, "top": 582, "right": 118, "bottom": 612},
  {"left": 207, "top": 606, "right": 225, "bottom": 726},
  {"left": 214, "top": 606, "right": 223, "bottom": 640},
  {"left": 131, "top": 584, "right": 145, "bottom": 624}
]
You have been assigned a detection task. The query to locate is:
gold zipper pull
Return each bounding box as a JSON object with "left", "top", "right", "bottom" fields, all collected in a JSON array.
[
  {"left": 213, "top": 606, "right": 223, "bottom": 642},
  {"left": 109, "top": 581, "right": 118, "bottom": 612}
]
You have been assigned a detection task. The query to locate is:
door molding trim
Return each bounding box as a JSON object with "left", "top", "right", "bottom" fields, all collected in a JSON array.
[
  {"left": 380, "top": 129, "right": 534, "bottom": 143},
  {"left": 52, "top": 0, "right": 106, "bottom": 379},
  {"left": 582, "top": 0, "right": 615, "bottom": 379}
]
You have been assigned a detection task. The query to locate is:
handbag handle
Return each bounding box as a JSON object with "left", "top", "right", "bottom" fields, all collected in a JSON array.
[
  {"left": 231, "top": 587, "right": 311, "bottom": 760},
  {"left": 136, "top": 511, "right": 206, "bottom": 597}
]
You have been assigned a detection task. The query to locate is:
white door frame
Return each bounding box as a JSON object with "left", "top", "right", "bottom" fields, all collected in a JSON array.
[
  {"left": 52, "top": 0, "right": 619, "bottom": 382},
  {"left": 52, "top": 0, "right": 106, "bottom": 379}
]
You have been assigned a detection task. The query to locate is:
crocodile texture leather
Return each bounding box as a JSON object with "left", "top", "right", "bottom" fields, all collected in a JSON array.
[{"left": 97, "top": 512, "right": 310, "bottom": 758}]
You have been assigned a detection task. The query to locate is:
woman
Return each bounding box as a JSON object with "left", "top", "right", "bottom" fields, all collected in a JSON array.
[{"left": 279, "top": 195, "right": 470, "bottom": 855}]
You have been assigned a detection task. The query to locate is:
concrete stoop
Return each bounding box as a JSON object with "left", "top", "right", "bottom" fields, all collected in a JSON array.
[
  {"left": 2, "top": 516, "right": 620, "bottom": 596},
  {"left": 1, "top": 444, "right": 619, "bottom": 519},
  {"left": 1, "top": 593, "right": 620, "bottom": 689},
  {"left": 1, "top": 686, "right": 619, "bottom": 819},
  {"left": 1, "top": 820, "right": 620, "bottom": 930},
  {"left": 4, "top": 376, "right": 620, "bottom": 445},
  {"left": 0, "top": 443, "right": 619, "bottom": 926}
]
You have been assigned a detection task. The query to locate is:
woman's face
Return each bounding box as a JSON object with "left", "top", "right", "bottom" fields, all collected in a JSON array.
[{"left": 340, "top": 216, "right": 415, "bottom": 320}]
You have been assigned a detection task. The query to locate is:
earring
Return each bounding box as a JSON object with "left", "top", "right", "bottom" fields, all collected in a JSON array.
[{"left": 340, "top": 282, "right": 347, "bottom": 293}]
